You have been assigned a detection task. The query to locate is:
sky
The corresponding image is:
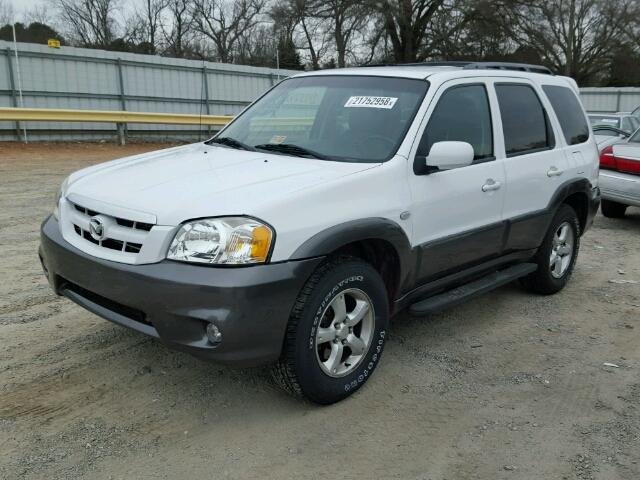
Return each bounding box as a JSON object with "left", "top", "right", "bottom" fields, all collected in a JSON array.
[{"left": 9, "top": 0, "right": 42, "bottom": 16}]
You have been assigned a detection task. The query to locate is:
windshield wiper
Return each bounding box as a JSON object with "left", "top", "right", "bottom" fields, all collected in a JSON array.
[
  {"left": 254, "top": 143, "right": 329, "bottom": 160},
  {"left": 206, "top": 136, "right": 255, "bottom": 151}
]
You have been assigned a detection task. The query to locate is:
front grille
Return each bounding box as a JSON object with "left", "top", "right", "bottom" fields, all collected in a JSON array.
[
  {"left": 73, "top": 203, "right": 153, "bottom": 232},
  {"left": 69, "top": 202, "right": 151, "bottom": 256},
  {"left": 61, "top": 278, "right": 151, "bottom": 326}
]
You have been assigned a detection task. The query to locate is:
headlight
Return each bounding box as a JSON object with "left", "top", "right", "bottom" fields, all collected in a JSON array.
[
  {"left": 167, "top": 217, "right": 273, "bottom": 265},
  {"left": 53, "top": 177, "right": 69, "bottom": 220}
]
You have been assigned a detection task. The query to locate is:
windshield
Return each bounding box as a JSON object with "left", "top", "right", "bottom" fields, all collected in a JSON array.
[
  {"left": 592, "top": 126, "right": 623, "bottom": 137},
  {"left": 217, "top": 75, "right": 429, "bottom": 162},
  {"left": 589, "top": 115, "right": 620, "bottom": 129}
]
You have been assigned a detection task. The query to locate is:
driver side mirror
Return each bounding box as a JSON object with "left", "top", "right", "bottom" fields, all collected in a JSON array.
[{"left": 414, "top": 141, "right": 474, "bottom": 175}]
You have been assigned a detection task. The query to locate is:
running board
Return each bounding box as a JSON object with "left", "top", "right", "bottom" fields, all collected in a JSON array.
[{"left": 409, "top": 263, "right": 537, "bottom": 316}]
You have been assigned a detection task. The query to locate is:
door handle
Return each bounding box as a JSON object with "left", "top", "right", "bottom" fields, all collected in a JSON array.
[
  {"left": 547, "top": 166, "right": 563, "bottom": 177},
  {"left": 482, "top": 179, "right": 501, "bottom": 192}
]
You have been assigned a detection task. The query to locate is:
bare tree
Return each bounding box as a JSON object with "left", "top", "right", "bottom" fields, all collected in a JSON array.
[
  {"left": 136, "top": 0, "right": 169, "bottom": 52},
  {"left": 0, "top": 0, "right": 15, "bottom": 25},
  {"left": 191, "top": 0, "right": 265, "bottom": 63},
  {"left": 275, "top": 0, "right": 331, "bottom": 69},
  {"left": 56, "top": 0, "right": 120, "bottom": 47},
  {"left": 161, "top": 0, "right": 195, "bottom": 57},
  {"left": 235, "top": 23, "right": 276, "bottom": 66},
  {"left": 24, "top": 3, "right": 53, "bottom": 25},
  {"left": 623, "top": 0, "right": 640, "bottom": 50},
  {"left": 422, "top": 0, "right": 486, "bottom": 60},
  {"left": 503, "top": 0, "right": 636, "bottom": 82},
  {"left": 315, "top": 0, "right": 370, "bottom": 67},
  {"left": 371, "top": 0, "right": 446, "bottom": 63}
]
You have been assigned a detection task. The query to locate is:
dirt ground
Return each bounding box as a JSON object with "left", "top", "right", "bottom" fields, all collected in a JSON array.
[{"left": 0, "top": 142, "right": 638, "bottom": 480}]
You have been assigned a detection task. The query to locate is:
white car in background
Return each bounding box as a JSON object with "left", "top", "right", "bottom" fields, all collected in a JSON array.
[
  {"left": 588, "top": 113, "right": 640, "bottom": 135},
  {"left": 599, "top": 128, "right": 640, "bottom": 218},
  {"left": 592, "top": 125, "right": 631, "bottom": 152}
]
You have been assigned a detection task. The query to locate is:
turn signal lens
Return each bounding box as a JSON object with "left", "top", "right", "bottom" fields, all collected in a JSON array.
[{"left": 250, "top": 225, "right": 272, "bottom": 262}]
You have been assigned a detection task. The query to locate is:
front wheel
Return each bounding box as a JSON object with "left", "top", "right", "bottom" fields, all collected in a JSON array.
[
  {"left": 520, "top": 204, "right": 580, "bottom": 295},
  {"left": 272, "top": 256, "right": 389, "bottom": 404}
]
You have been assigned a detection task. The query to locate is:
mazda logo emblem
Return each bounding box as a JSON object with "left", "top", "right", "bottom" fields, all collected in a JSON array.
[{"left": 89, "top": 217, "right": 105, "bottom": 241}]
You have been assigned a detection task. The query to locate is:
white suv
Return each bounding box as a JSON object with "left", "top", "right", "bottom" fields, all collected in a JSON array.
[{"left": 40, "top": 62, "right": 600, "bottom": 404}]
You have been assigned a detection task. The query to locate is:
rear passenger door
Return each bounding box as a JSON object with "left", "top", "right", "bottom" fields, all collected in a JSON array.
[
  {"left": 541, "top": 83, "right": 598, "bottom": 186},
  {"left": 493, "top": 80, "right": 569, "bottom": 251}
]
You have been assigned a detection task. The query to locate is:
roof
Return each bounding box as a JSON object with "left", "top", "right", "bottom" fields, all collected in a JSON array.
[
  {"left": 292, "top": 61, "right": 557, "bottom": 81},
  {"left": 293, "top": 65, "right": 458, "bottom": 80}
]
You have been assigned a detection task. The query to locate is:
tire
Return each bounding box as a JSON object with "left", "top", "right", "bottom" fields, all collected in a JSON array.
[
  {"left": 520, "top": 204, "right": 580, "bottom": 295},
  {"left": 272, "top": 256, "right": 389, "bottom": 404},
  {"left": 601, "top": 199, "right": 627, "bottom": 218}
]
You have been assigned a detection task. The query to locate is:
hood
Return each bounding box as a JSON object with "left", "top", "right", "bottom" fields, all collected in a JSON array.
[{"left": 66, "top": 143, "right": 378, "bottom": 225}]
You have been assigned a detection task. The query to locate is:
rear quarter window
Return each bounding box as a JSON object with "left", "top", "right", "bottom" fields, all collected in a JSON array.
[{"left": 542, "top": 85, "right": 589, "bottom": 145}]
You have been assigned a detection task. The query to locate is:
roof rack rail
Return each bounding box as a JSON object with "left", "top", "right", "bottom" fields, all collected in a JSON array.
[
  {"left": 358, "top": 61, "right": 554, "bottom": 75},
  {"left": 359, "top": 61, "right": 469, "bottom": 68},
  {"left": 461, "top": 62, "right": 554, "bottom": 75}
]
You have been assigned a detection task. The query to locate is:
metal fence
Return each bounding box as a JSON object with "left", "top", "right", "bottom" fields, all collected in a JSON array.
[
  {"left": 579, "top": 87, "right": 640, "bottom": 114},
  {"left": 0, "top": 41, "right": 297, "bottom": 142},
  {"left": 2, "top": 43, "right": 639, "bottom": 143}
]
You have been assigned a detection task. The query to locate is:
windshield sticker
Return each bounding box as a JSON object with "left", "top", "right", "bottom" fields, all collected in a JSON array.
[
  {"left": 344, "top": 96, "right": 398, "bottom": 109},
  {"left": 598, "top": 119, "right": 619, "bottom": 124},
  {"left": 269, "top": 135, "right": 287, "bottom": 144}
]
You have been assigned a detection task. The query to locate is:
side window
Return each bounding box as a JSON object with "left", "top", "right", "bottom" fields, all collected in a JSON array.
[
  {"left": 542, "top": 85, "right": 589, "bottom": 145},
  {"left": 631, "top": 117, "right": 640, "bottom": 132},
  {"left": 418, "top": 84, "right": 493, "bottom": 162},
  {"left": 496, "top": 84, "right": 554, "bottom": 157}
]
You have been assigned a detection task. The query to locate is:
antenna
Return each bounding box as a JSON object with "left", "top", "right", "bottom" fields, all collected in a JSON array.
[
  {"left": 198, "top": 40, "right": 206, "bottom": 142},
  {"left": 12, "top": 24, "right": 27, "bottom": 143}
]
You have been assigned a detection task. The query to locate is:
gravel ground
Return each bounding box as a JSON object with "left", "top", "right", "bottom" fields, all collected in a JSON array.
[{"left": 0, "top": 142, "right": 639, "bottom": 480}]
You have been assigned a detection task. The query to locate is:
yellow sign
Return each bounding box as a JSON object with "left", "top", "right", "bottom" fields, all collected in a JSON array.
[{"left": 47, "top": 39, "right": 61, "bottom": 49}]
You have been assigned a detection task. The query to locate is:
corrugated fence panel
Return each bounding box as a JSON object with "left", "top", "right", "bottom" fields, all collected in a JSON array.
[
  {"left": 6, "top": 42, "right": 639, "bottom": 143},
  {"left": 0, "top": 40, "right": 296, "bottom": 141},
  {"left": 579, "top": 88, "right": 640, "bottom": 113}
]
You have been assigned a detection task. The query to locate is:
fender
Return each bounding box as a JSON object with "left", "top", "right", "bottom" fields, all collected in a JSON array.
[
  {"left": 290, "top": 217, "right": 416, "bottom": 293},
  {"left": 547, "top": 177, "right": 599, "bottom": 235},
  {"left": 547, "top": 177, "right": 594, "bottom": 212}
]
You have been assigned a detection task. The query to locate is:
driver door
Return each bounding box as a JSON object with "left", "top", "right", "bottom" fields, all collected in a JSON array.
[{"left": 408, "top": 79, "right": 507, "bottom": 284}]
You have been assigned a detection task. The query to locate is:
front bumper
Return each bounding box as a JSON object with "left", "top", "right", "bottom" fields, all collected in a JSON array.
[
  {"left": 599, "top": 170, "right": 640, "bottom": 207},
  {"left": 39, "top": 216, "right": 322, "bottom": 367}
]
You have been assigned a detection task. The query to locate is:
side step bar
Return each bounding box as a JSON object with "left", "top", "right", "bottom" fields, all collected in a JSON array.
[{"left": 409, "top": 263, "right": 538, "bottom": 316}]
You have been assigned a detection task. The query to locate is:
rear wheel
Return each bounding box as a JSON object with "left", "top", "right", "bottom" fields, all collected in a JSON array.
[
  {"left": 520, "top": 204, "right": 580, "bottom": 295},
  {"left": 601, "top": 199, "right": 627, "bottom": 218},
  {"left": 272, "top": 256, "right": 389, "bottom": 404}
]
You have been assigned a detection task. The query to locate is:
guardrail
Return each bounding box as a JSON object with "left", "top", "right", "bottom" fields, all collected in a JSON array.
[{"left": 0, "top": 107, "right": 234, "bottom": 144}]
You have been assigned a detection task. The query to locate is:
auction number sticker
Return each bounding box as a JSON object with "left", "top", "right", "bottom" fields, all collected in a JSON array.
[{"left": 344, "top": 96, "right": 398, "bottom": 109}]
